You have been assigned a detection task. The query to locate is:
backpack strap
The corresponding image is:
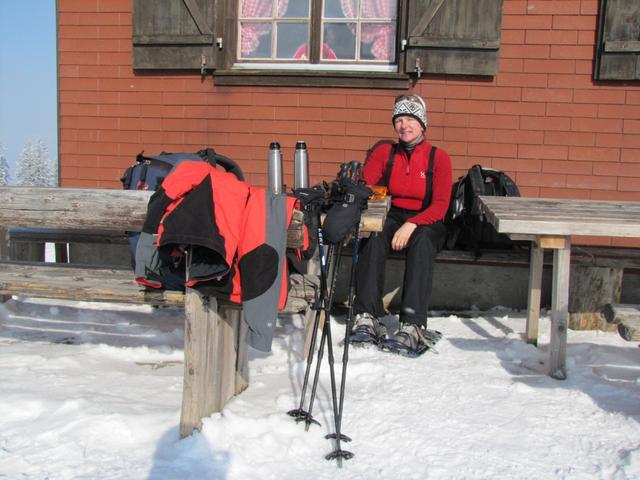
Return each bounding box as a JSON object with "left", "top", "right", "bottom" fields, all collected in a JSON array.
[
  {"left": 421, "top": 146, "right": 437, "bottom": 211},
  {"left": 467, "top": 165, "right": 485, "bottom": 216},
  {"left": 198, "top": 148, "right": 245, "bottom": 181},
  {"left": 498, "top": 172, "right": 521, "bottom": 197},
  {"left": 379, "top": 143, "right": 397, "bottom": 187}
]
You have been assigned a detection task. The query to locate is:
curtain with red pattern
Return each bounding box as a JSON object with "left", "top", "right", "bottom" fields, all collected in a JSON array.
[
  {"left": 240, "top": 0, "right": 290, "bottom": 56},
  {"left": 340, "top": 0, "right": 396, "bottom": 61}
]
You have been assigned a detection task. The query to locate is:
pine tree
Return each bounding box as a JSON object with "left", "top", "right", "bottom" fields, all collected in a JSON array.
[
  {"left": 0, "top": 143, "right": 9, "bottom": 186},
  {"left": 16, "top": 139, "right": 53, "bottom": 187}
]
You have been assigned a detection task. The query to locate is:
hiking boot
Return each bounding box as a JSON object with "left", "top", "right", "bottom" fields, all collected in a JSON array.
[
  {"left": 382, "top": 323, "right": 442, "bottom": 357},
  {"left": 349, "top": 312, "right": 386, "bottom": 346}
]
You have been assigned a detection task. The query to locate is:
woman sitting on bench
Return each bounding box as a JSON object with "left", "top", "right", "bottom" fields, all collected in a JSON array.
[{"left": 350, "top": 94, "right": 453, "bottom": 356}]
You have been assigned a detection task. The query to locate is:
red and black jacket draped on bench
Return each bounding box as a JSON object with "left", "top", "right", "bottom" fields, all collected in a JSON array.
[{"left": 135, "top": 161, "right": 297, "bottom": 352}]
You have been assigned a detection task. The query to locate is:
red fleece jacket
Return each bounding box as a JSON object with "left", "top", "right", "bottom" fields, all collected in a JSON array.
[{"left": 363, "top": 141, "right": 452, "bottom": 225}]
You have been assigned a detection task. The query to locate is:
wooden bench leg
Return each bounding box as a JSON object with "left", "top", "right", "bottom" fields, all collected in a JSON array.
[
  {"left": 549, "top": 238, "right": 571, "bottom": 380},
  {"left": 179, "top": 289, "right": 248, "bottom": 438},
  {"left": 525, "top": 243, "right": 543, "bottom": 346}
]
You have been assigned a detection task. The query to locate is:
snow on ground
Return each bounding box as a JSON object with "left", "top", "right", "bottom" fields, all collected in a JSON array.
[{"left": 0, "top": 297, "right": 638, "bottom": 479}]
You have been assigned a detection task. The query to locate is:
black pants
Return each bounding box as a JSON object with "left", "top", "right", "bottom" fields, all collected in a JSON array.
[{"left": 354, "top": 207, "right": 447, "bottom": 327}]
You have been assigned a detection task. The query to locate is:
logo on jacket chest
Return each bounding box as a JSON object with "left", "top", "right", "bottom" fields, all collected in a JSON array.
[{"left": 419, "top": 170, "right": 426, "bottom": 178}]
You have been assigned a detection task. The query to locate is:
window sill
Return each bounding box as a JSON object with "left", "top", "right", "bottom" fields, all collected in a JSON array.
[{"left": 213, "top": 69, "right": 412, "bottom": 89}]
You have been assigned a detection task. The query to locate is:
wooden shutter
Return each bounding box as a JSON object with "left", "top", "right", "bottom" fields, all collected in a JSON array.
[
  {"left": 403, "top": 0, "right": 503, "bottom": 76},
  {"left": 595, "top": 0, "right": 640, "bottom": 80},
  {"left": 132, "top": 0, "right": 221, "bottom": 70}
]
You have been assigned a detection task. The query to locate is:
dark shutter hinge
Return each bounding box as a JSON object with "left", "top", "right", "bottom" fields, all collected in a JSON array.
[{"left": 200, "top": 55, "right": 207, "bottom": 75}]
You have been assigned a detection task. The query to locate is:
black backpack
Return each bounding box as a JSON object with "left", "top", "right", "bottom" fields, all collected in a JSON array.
[
  {"left": 445, "top": 165, "right": 521, "bottom": 251},
  {"left": 121, "top": 148, "right": 244, "bottom": 266}
]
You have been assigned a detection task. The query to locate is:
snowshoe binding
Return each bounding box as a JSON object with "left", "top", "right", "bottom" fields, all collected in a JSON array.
[
  {"left": 381, "top": 323, "right": 442, "bottom": 357},
  {"left": 349, "top": 313, "right": 386, "bottom": 347}
]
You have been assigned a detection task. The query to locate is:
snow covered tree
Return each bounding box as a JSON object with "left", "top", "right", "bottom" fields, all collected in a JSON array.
[
  {"left": 0, "top": 142, "right": 9, "bottom": 186},
  {"left": 16, "top": 139, "right": 54, "bottom": 187}
]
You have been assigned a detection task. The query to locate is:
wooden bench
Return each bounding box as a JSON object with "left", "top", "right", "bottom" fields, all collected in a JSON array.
[
  {"left": 603, "top": 304, "right": 640, "bottom": 342},
  {"left": 0, "top": 187, "right": 389, "bottom": 437},
  {"left": 0, "top": 186, "right": 311, "bottom": 438}
]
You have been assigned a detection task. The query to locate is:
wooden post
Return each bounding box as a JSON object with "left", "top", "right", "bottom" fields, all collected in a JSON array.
[
  {"left": 525, "top": 243, "right": 543, "bottom": 346},
  {"left": 0, "top": 227, "right": 9, "bottom": 302},
  {"left": 549, "top": 237, "right": 571, "bottom": 380},
  {"left": 179, "top": 290, "right": 247, "bottom": 438}
]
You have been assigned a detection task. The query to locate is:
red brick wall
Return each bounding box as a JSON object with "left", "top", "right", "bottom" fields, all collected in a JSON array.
[{"left": 58, "top": 0, "right": 640, "bottom": 245}]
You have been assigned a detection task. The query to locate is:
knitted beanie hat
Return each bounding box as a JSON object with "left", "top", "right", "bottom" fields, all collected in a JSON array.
[{"left": 392, "top": 95, "right": 427, "bottom": 130}]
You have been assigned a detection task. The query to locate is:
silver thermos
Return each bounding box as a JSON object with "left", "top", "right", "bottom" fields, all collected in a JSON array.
[
  {"left": 268, "top": 142, "right": 283, "bottom": 194},
  {"left": 294, "top": 140, "right": 309, "bottom": 190}
]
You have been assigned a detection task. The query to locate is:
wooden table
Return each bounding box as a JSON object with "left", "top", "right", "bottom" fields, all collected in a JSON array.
[{"left": 479, "top": 196, "right": 640, "bottom": 379}]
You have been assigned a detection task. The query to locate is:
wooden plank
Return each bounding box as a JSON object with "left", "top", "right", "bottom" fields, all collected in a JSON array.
[
  {"left": 537, "top": 236, "right": 567, "bottom": 249},
  {"left": 0, "top": 188, "right": 305, "bottom": 247},
  {"left": 132, "top": 34, "right": 214, "bottom": 45},
  {"left": 0, "top": 263, "right": 184, "bottom": 305},
  {"left": 409, "top": 38, "right": 500, "bottom": 49},
  {"left": 479, "top": 196, "right": 640, "bottom": 238},
  {"left": 525, "top": 243, "right": 543, "bottom": 346},
  {"left": 548, "top": 239, "right": 571, "bottom": 380},
  {"left": 0, "top": 188, "right": 151, "bottom": 231},
  {"left": 408, "top": 0, "right": 446, "bottom": 38},
  {"left": 182, "top": 0, "right": 213, "bottom": 35},
  {"left": 604, "top": 40, "right": 640, "bottom": 52}
]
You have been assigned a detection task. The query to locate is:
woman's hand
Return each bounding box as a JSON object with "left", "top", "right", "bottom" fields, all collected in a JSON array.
[{"left": 391, "top": 222, "right": 417, "bottom": 251}]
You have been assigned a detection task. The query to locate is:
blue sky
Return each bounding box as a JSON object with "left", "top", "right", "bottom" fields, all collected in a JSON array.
[{"left": 0, "top": 1, "right": 57, "bottom": 174}]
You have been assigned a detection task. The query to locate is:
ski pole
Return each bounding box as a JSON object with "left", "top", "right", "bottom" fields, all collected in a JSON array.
[
  {"left": 301, "top": 241, "right": 340, "bottom": 430},
  {"left": 326, "top": 161, "right": 363, "bottom": 463},
  {"left": 294, "top": 165, "right": 349, "bottom": 442},
  {"left": 287, "top": 211, "right": 329, "bottom": 424},
  {"left": 318, "top": 242, "right": 348, "bottom": 466}
]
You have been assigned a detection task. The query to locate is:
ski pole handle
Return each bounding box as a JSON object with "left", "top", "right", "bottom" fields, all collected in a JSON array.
[{"left": 348, "top": 161, "right": 361, "bottom": 181}]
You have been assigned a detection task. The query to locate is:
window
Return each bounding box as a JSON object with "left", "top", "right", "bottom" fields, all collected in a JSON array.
[
  {"left": 594, "top": 0, "right": 640, "bottom": 81},
  {"left": 132, "top": 0, "right": 505, "bottom": 87},
  {"left": 237, "top": 0, "right": 397, "bottom": 67}
]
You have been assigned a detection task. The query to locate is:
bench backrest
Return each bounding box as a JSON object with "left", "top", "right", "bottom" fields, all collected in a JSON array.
[
  {"left": 0, "top": 187, "right": 305, "bottom": 250},
  {"left": 0, "top": 187, "right": 152, "bottom": 231}
]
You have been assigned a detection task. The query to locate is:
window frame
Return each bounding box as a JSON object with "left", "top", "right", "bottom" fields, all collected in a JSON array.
[{"left": 215, "top": 0, "right": 410, "bottom": 89}]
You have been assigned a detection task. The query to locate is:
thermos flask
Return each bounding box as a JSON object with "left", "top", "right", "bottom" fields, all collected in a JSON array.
[
  {"left": 268, "top": 142, "right": 283, "bottom": 194},
  {"left": 294, "top": 141, "right": 309, "bottom": 190}
]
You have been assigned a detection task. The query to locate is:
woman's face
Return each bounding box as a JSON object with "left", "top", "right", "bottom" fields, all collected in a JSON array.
[{"left": 393, "top": 116, "right": 424, "bottom": 144}]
